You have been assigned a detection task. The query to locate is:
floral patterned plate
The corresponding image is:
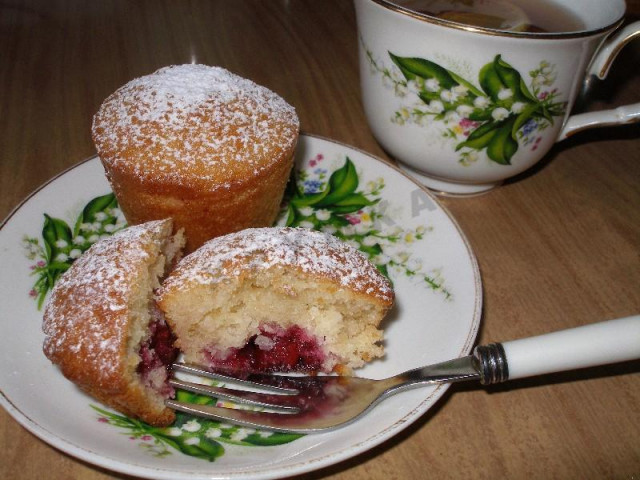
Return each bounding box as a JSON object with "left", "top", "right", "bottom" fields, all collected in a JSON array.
[{"left": 0, "top": 134, "right": 481, "bottom": 479}]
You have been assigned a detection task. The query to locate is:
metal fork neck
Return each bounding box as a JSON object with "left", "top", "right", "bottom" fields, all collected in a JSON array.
[{"left": 473, "top": 343, "right": 509, "bottom": 385}]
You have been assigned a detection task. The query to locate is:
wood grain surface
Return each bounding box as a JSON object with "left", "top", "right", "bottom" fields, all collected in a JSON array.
[{"left": 1, "top": 1, "right": 638, "bottom": 479}]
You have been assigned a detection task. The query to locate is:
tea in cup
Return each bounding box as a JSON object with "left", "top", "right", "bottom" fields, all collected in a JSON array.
[{"left": 355, "top": 0, "right": 640, "bottom": 195}]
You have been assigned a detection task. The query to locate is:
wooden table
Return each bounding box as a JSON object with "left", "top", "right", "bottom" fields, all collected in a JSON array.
[{"left": 1, "top": 1, "right": 638, "bottom": 479}]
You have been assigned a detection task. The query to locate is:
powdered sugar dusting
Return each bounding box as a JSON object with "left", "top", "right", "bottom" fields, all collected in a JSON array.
[
  {"left": 159, "top": 227, "right": 394, "bottom": 303},
  {"left": 92, "top": 65, "right": 299, "bottom": 190},
  {"left": 42, "top": 220, "right": 168, "bottom": 379}
]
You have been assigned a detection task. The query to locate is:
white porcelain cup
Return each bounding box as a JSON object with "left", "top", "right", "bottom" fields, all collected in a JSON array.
[{"left": 355, "top": 0, "right": 640, "bottom": 195}]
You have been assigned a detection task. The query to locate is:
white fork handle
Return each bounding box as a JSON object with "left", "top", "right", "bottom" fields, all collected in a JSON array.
[{"left": 501, "top": 315, "right": 640, "bottom": 380}]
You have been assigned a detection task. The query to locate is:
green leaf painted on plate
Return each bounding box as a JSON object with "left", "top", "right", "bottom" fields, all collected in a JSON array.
[
  {"left": 75, "top": 192, "right": 119, "bottom": 234},
  {"left": 168, "top": 435, "right": 225, "bottom": 461},
  {"left": 284, "top": 203, "right": 296, "bottom": 227},
  {"left": 242, "top": 432, "right": 304, "bottom": 446},
  {"left": 330, "top": 192, "right": 378, "bottom": 214},
  {"left": 316, "top": 158, "right": 359, "bottom": 206},
  {"left": 290, "top": 188, "right": 329, "bottom": 207},
  {"left": 42, "top": 214, "right": 72, "bottom": 262}
]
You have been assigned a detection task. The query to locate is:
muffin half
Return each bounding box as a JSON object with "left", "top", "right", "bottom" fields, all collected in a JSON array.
[
  {"left": 42, "top": 219, "right": 185, "bottom": 426},
  {"left": 157, "top": 227, "right": 394, "bottom": 375}
]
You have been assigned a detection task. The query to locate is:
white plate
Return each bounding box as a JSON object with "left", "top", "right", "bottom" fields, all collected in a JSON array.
[{"left": 0, "top": 134, "right": 481, "bottom": 479}]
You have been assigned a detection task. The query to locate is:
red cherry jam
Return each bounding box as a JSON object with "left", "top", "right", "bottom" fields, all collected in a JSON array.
[
  {"left": 137, "top": 305, "right": 179, "bottom": 395},
  {"left": 207, "top": 324, "right": 326, "bottom": 373}
]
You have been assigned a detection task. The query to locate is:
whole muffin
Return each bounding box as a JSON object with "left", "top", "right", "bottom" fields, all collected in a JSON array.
[{"left": 92, "top": 64, "right": 299, "bottom": 253}]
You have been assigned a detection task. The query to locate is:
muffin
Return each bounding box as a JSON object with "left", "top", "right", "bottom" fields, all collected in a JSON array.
[
  {"left": 92, "top": 64, "right": 300, "bottom": 253},
  {"left": 42, "top": 219, "right": 185, "bottom": 427},
  {"left": 156, "top": 227, "right": 395, "bottom": 374}
]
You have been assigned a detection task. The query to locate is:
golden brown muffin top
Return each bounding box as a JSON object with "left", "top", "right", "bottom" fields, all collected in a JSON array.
[
  {"left": 158, "top": 227, "right": 395, "bottom": 305},
  {"left": 92, "top": 65, "right": 299, "bottom": 193}
]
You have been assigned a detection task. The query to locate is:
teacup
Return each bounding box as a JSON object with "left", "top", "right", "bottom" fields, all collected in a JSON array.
[{"left": 355, "top": 0, "right": 640, "bottom": 195}]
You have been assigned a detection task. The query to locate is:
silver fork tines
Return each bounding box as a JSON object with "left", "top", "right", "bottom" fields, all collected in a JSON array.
[
  {"left": 171, "top": 363, "right": 300, "bottom": 395},
  {"left": 164, "top": 356, "right": 482, "bottom": 433}
]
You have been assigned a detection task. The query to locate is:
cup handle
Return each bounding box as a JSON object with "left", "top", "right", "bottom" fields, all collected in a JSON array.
[{"left": 558, "top": 21, "right": 640, "bottom": 140}]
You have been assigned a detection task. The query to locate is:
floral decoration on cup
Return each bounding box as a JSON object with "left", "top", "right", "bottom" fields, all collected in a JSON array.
[{"left": 366, "top": 48, "right": 567, "bottom": 166}]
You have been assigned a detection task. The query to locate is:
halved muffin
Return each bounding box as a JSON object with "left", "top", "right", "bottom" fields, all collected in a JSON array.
[
  {"left": 42, "top": 219, "right": 185, "bottom": 426},
  {"left": 156, "top": 227, "right": 394, "bottom": 375}
]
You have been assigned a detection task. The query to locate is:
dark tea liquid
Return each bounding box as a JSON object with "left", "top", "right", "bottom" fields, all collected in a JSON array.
[{"left": 393, "top": 0, "right": 585, "bottom": 33}]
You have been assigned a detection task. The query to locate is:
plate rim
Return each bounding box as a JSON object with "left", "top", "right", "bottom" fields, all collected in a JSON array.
[{"left": 0, "top": 133, "right": 482, "bottom": 479}]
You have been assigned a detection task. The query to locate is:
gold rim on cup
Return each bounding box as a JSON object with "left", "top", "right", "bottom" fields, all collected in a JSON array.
[{"left": 370, "top": 0, "right": 626, "bottom": 39}]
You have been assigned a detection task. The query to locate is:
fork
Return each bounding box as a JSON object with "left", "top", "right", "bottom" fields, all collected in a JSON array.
[{"left": 165, "top": 315, "right": 640, "bottom": 433}]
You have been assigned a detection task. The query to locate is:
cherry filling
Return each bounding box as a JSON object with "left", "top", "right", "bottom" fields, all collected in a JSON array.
[
  {"left": 137, "top": 304, "right": 179, "bottom": 396},
  {"left": 207, "top": 324, "right": 327, "bottom": 373},
  {"left": 223, "top": 374, "right": 352, "bottom": 424}
]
